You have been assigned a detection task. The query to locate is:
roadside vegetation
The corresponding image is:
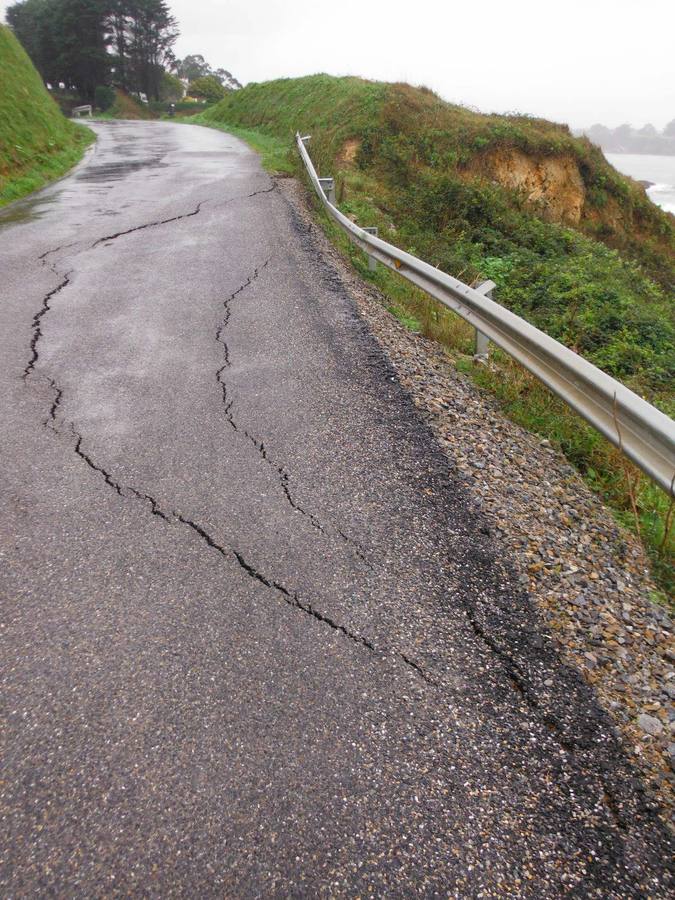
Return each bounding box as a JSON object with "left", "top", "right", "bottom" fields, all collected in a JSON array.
[
  {"left": 94, "top": 88, "right": 156, "bottom": 120},
  {"left": 5, "top": 0, "right": 240, "bottom": 118},
  {"left": 198, "top": 74, "right": 674, "bottom": 597},
  {"left": 0, "top": 24, "right": 93, "bottom": 207}
]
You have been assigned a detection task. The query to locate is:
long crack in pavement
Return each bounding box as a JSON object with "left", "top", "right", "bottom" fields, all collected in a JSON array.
[
  {"left": 22, "top": 227, "right": 434, "bottom": 688},
  {"left": 214, "top": 254, "right": 374, "bottom": 569}
]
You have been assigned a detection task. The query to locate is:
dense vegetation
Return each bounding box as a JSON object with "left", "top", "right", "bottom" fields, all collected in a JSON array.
[
  {"left": 0, "top": 24, "right": 93, "bottom": 206},
  {"left": 6, "top": 0, "right": 178, "bottom": 101},
  {"left": 175, "top": 53, "right": 241, "bottom": 91},
  {"left": 199, "top": 75, "right": 674, "bottom": 593},
  {"left": 5, "top": 1, "right": 241, "bottom": 110}
]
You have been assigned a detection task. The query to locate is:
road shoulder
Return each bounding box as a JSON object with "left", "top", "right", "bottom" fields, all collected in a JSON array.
[{"left": 277, "top": 176, "right": 674, "bottom": 827}]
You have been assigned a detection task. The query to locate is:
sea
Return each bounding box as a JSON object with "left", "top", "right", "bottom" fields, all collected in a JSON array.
[{"left": 604, "top": 153, "right": 675, "bottom": 215}]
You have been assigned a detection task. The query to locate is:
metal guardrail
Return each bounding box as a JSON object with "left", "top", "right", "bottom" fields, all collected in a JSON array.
[{"left": 296, "top": 133, "right": 675, "bottom": 496}]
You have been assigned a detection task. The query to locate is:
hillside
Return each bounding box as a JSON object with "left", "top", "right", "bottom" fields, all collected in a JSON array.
[
  {"left": 0, "top": 24, "right": 93, "bottom": 206},
  {"left": 202, "top": 76, "right": 674, "bottom": 398},
  {"left": 107, "top": 89, "right": 156, "bottom": 119}
]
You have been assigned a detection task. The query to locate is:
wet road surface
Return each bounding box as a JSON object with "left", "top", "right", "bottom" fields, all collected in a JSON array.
[{"left": 0, "top": 121, "right": 672, "bottom": 896}]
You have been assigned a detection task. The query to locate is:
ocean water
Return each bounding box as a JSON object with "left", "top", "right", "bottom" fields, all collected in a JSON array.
[{"left": 604, "top": 153, "right": 675, "bottom": 214}]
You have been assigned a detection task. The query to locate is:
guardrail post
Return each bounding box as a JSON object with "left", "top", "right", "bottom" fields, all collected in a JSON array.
[
  {"left": 473, "top": 280, "right": 496, "bottom": 362},
  {"left": 363, "top": 227, "right": 378, "bottom": 270},
  {"left": 318, "top": 177, "right": 335, "bottom": 204}
]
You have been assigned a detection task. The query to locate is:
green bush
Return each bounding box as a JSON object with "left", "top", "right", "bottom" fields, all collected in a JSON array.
[{"left": 94, "top": 85, "right": 115, "bottom": 111}]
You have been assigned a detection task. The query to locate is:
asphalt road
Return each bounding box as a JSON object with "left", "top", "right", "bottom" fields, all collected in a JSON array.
[{"left": 0, "top": 121, "right": 671, "bottom": 896}]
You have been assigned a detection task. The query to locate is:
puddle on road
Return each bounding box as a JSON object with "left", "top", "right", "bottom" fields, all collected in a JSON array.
[
  {"left": 173, "top": 150, "right": 237, "bottom": 157},
  {"left": 76, "top": 158, "right": 170, "bottom": 183},
  {"left": 0, "top": 191, "right": 61, "bottom": 229},
  {"left": 0, "top": 121, "right": 243, "bottom": 230}
]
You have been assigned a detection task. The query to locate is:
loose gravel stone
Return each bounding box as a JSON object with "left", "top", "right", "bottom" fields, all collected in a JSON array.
[
  {"left": 280, "top": 178, "right": 675, "bottom": 825},
  {"left": 639, "top": 714, "right": 666, "bottom": 736}
]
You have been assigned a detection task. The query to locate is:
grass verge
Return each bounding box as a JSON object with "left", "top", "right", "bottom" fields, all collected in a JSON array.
[
  {"left": 0, "top": 125, "right": 94, "bottom": 208},
  {"left": 0, "top": 24, "right": 95, "bottom": 208}
]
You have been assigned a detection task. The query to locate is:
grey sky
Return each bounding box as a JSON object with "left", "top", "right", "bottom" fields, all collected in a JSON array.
[{"left": 3, "top": 0, "right": 674, "bottom": 128}]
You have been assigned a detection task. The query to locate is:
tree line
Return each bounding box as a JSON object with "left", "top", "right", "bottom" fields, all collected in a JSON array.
[
  {"left": 581, "top": 120, "right": 675, "bottom": 155},
  {"left": 6, "top": 0, "right": 179, "bottom": 102}
]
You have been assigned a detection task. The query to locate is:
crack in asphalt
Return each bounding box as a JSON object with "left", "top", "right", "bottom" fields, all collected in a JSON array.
[
  {"left": 71, "top": 425, "right": 171, "bottom": 521},
  {"left": 90, "top": 183, "right": 276, "bottom": 250},
  {"left": 236, "top": 183, "right": 277, "bottom": 202},
  {"left": 23, "top": 268, "right": 71, "bottom": 380},
  {"left": 92, "top": 201, "right": 205, "bottom": 247},
  {"left": 216, "top": 260, "right": 374, "bottom": 570},
  {"left": 23, "top": 240, "right": 430, "bottom": 686},
  {"left": 174, "top": 513, "right": 382, "bottom": 656},
  {"left": 25, "top": 185, "right": 271, "bottom": 382},
  {"left": 44, "top": 376, "right": 64, "bottom": 429},
  {"left": 67, "top": 424, "right": 430, "bottom": 681},
  {"left": 38, "top": 241, "right": 79, "bottom": 262}
]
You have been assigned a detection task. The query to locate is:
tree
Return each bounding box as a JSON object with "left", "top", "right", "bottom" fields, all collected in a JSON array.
[
  {"left": 587, "top": 123, "right": 611, "bottom": 143},
  {"left": 175, "top": 54, "right": 241, "bottom": 90},
  {"left": 212, "top": 67, "right": 242, "bottom": 90},
  {"left": 106, "top": 0, "right": 130, "bottom": 90},
  {"left": 7, "top": 0, "right": 180, "bottom": 101},
  {"left": 54, "top": 0, "right": 110, "bottom": 100},
  {"left": 8, "top": 0, "right": 110, "bottom": 98},
  {"left": 7, "top": 0, "right": 66, "bottom": 87},
  {"left": 95, "top": 83, "right": 116, "bottom": 110},
  {"left": 159, "top": 69, "right": 184, "bottom": 101},
  {"left": 613, "top": 123, "right": 633, "bottom": 141},
  {"left": 174, "top": 53, "right": 210, "bottom": 82},
  {"left": 127, "top": 0, "right": 179, "bottom": 100},
  {"left": 664, "top": 119, "right": 675, "bottom": 138},
  {"left": 188, "top": 74, "right": 225, "bottom": 103}
]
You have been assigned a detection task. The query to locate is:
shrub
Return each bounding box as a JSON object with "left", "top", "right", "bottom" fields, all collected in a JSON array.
[{"left": 94, "top": 85, "right": 115, "bottom": 111}]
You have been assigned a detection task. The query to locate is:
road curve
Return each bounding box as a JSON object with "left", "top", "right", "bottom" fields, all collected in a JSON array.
[{"left": 0, "top": 121, "right": 671, "bottom": 896}]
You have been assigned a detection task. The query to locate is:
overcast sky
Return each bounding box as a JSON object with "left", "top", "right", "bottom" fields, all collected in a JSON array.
[{"left": 3, "top": 0, "right": 674, "bottom": 128}]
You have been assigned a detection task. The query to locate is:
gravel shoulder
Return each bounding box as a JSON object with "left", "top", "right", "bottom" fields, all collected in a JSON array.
[{"left": 278, "top": 177, "right": 674, "bottom": 825}]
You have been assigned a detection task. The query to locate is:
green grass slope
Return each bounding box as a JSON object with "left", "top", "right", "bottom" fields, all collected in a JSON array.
[
  {"left": 202, "top": 75, "right": 674, "bottom": 398},
  {"left": 200, "top": 74, "right": 674, "bottom": 594},
  {"left": 0, "top": 24, "right": 93, "bottom": 206},
  {"left": 107, "top": 89, "right": 156, "bottom": 120}
]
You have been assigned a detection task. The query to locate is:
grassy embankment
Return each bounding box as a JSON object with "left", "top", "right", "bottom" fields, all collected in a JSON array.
[
  {"left": 195, "top": 76, "right": 675, "bottom": 598},
  {"left": 91, "top": 89, "right": 157, "bottom": 120},
  {"left": 0, "top": 24, "right": 94, "bottom": 207}
]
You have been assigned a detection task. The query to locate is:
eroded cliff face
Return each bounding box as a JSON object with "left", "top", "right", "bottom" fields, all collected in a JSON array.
[
  {"left": 466, "top": 148, "right": 586, "bottom": 225},
  {"left": 463, "top": 147, "right": 674, "bottom": 275}
]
